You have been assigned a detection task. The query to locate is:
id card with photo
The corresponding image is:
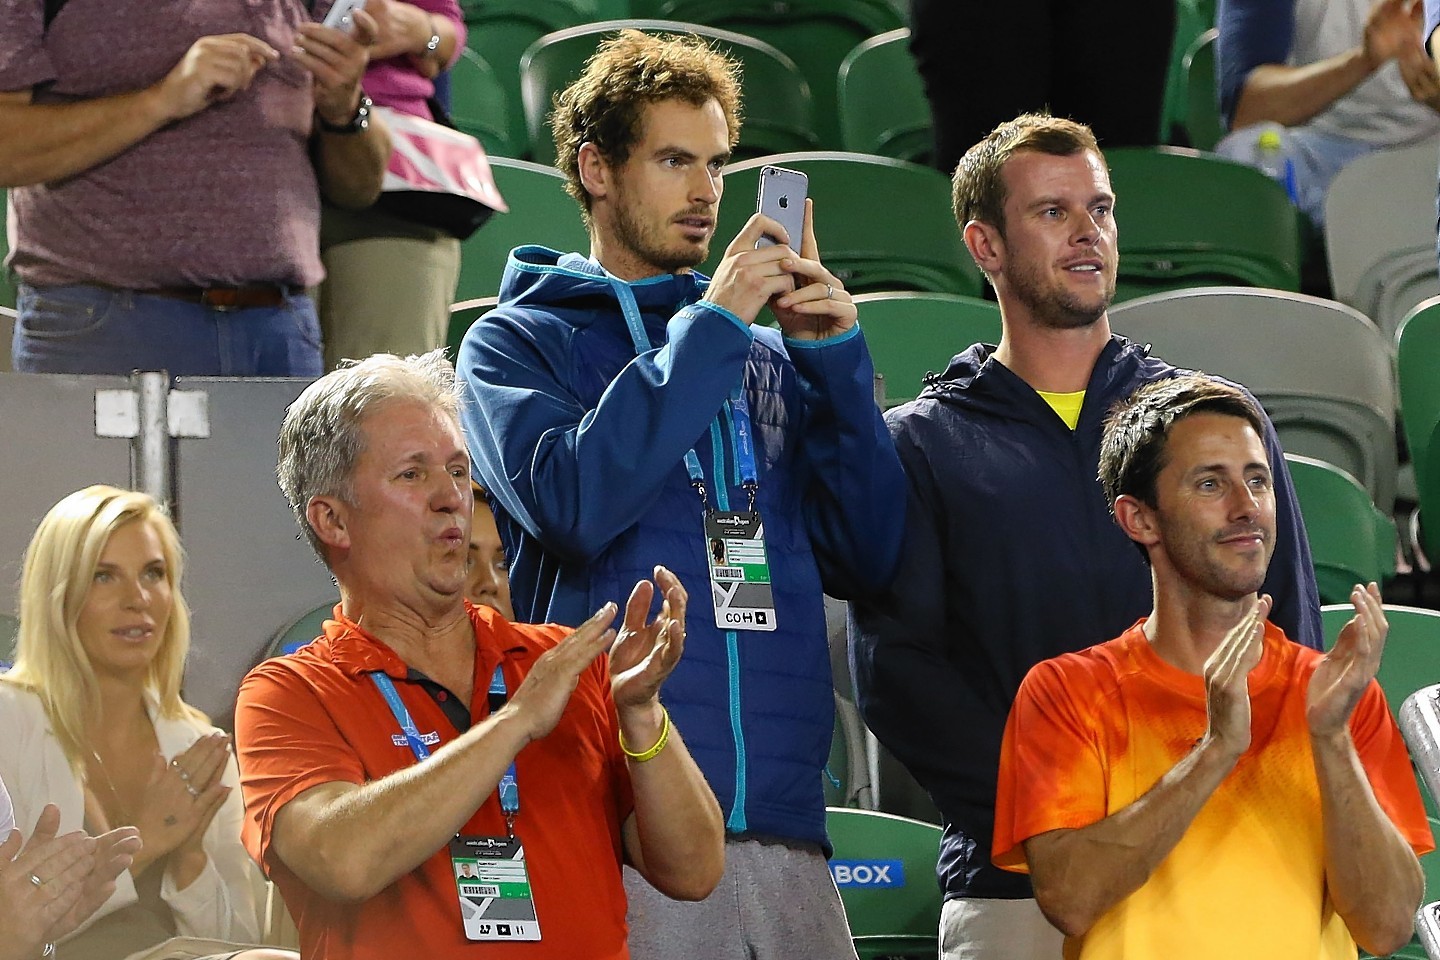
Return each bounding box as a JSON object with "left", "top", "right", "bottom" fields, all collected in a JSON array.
[
  {"left": 704, "top": 510, "right": 777, "bottom": 632},
  {"left": 450, "top": 835, "right": 541, "bottom": 941}
]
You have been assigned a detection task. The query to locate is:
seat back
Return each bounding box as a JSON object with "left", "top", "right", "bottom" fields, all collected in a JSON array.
[
  {"left": 1398, "top": 297, "right": 1440, "bottom": 556},
  {"left": 837, "top": 29, "right": 932, "bottom": 165},
  {"left": 460, "top": 0, "right": 598, "bottom": 159},
  {"left": 447, "top": 297, "right": 500, "bottom": 359},
  {"left": 704, "top": 152, "right": 982, "bottom": 300},
  {"left": 852, "top": 292, "right": 1001, "bottom": 406},
  {"left": 1105, "top": 147, "right": 1302, "bottom": 301},
  {"left": 633, "top": 0, "right": 903, "bottom": 149},
  {"left": 1284, "top": 454, "right": 1396, "bottom": 603},
  {"left": 265, "top": 601, "right": 336, "bottom": 660},
  {"left": 1159, "top": 0, "right": 1216, "bottom": 143},
  {"left": 1322, "top": 605, "right": 1440, "bottom": 721},
  {"left": 826, "top": 807, "right": 943, "bottom": 959},
  {"left": 1180, "top": 29, "right": 1222, "bottom": 151},
  {"left": 448, "top": 47, "right": 521, "bottom": 157},
  {"left": 521, "top": 20, "right": 818, "bottom": 166},
  {"left": 455, "top": 158, "right": 590, "bottom": 303},
  {"left": 1325, "top": 138, "right": 1440, "bottom": 343},
  {"left": 1110, "top": 287, "right": 1397, "bottom": 509}
]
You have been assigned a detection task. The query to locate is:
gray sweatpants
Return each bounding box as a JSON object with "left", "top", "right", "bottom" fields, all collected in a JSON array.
[{"left": 625, "top": 835, "right": 858, "bottom": 960}]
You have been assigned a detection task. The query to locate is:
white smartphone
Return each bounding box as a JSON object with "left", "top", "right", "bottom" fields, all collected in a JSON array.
[
  {"left": 755, "top": 164, "right": 808, "bottom": 250},
  {"left": 322, "top": 0, "right": 367, "bottom": 33}
]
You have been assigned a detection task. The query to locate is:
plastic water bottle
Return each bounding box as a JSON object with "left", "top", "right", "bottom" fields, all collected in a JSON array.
[{"left": 1255, "top": 129, "right": 1299, "bottom": 204}]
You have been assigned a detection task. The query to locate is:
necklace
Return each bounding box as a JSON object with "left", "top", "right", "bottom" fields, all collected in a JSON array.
[{"left": 87, "top": 748, "right": 132, "bottom": 824}]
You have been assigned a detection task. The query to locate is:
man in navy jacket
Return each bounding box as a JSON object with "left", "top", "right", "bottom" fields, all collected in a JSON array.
[
  {"left": 848, "top": 113, "right": 1323, "bottom": 960},
  {"left": 457, "top": 29, "right": 904, "bottom": 960}
]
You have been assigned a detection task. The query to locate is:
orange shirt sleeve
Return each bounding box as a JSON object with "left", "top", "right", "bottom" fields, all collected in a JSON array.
[
  {"left": 1349, "top": 681, "right": 1436, "bottom": 856},
  {"left": 993, "top": 655, "right": 1111, "bottom": 872},
  {"left": 235, "top": 660, "right": 368, "bottom": 876}
]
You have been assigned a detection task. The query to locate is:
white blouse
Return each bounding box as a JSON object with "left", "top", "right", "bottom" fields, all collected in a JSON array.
[{"left": 0, "top": 683, "right": 262, "bottom": 942}]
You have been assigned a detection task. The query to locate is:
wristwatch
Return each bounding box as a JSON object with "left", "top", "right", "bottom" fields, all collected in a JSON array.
[{"left": 318, "top": 93, "right": 372, "bottom": 135}]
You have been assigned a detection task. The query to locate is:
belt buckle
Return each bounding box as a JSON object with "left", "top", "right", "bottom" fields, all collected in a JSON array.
[{"left": 202, "top": 287, "right": 241, "bottom": 312}]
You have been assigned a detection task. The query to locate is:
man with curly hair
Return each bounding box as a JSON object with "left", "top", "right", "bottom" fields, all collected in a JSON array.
[{"left": 457, "top": 28, "right": 904, "bottom": 960}]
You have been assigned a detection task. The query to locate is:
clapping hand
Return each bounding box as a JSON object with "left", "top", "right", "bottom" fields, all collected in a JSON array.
[{"left": 1308, "top": 583, "right": 1387, "bottom": 740}]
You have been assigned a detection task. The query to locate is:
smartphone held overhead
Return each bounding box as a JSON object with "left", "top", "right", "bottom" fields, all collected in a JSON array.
[
  {"left": 755, "top": 165, "right": 808, "bottom": 250},
  {"left": 322, "top": 0, "right": 367, "bottom": 33}
]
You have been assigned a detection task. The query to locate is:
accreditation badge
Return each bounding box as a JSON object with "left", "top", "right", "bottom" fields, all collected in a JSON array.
[
  {"left": 704, "top": 510, "right": 778, "bottom": 632},
  {"left": 450, "top": 835, "right": 541, "bottom": 941}
]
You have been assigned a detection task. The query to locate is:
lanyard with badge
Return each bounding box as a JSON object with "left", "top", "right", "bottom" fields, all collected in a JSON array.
[
  {"left": 616, "top": 284, "right": 778, "bottom": 632},
  {"left": 370, "top": 666, "right": 541, "bottom": 942}
]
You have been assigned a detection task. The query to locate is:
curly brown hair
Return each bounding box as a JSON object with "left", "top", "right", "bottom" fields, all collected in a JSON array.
[
  {"left": 950, "top": 113, "right": 1101, "bottom": 237},
  {"left": 550, "top": 29, "right": 743, "bottom": 222}
]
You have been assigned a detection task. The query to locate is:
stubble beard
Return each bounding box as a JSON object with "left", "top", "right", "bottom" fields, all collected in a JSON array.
[
  {"left": 612, "top": 194, "right": 710, "bottom": 275},
  {"left": 1009, "top": 259, "right": 1115, "bottom": 331}
]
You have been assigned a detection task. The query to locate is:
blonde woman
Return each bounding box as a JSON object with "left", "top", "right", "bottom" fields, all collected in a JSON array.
[{"left": 0, "top": 487, "right": 290, "bottom": 960}]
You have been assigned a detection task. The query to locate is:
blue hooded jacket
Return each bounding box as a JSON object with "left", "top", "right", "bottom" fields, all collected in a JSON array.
[{"left": 458, "top": 246, "right": 906, "bottom": 845}]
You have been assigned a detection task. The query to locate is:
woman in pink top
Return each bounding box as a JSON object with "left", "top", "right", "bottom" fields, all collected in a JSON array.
[{"left": 317, "top": 0, "right": 468, "bottom": 369}]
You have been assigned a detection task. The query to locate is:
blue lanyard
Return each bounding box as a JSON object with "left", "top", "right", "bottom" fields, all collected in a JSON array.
[
  {"left": 613, "top": 277, "right": 759, "bottom": 511},
  {"left": 370, "top": 665, "right": 521, "bottom": 832}
]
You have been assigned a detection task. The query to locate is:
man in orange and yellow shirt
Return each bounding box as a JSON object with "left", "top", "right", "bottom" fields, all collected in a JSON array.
[{"left": 994, "top": 374, "right": 1433, "bottom": 959}]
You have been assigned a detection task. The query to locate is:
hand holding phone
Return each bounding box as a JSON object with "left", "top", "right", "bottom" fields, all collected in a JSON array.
[
  {"left": 322, "top": 0, "right": 368, "bottom": 33},
  {"left": 755, "top": 165, "right": 808, "bottom": 250}
]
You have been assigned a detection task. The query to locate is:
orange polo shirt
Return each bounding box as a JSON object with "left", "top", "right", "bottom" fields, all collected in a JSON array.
[
  {"left": 994, "top": 620, "right": 1434, "bottom": 960},
  {"left": 236, "top": 602, "right": 634, "bottom": 960}
]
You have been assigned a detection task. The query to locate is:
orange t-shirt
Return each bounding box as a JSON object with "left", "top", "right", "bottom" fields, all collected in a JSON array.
[
  {"left": 236, "top": 602, "right": 634, "bottom": 960},
  {"left": 994, "top": 619, "right": 1434, "bottom": 960}
]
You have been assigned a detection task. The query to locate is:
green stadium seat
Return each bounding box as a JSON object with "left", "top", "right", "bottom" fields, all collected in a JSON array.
[
  {"left": 703, "top": 152, "right": 983, "bottom": 301},
  {"left": 851, "top": 291, "right": 1001, "bottom": 406},
  {"left": 1105, "top": 147, "right": 1302, "bottom": 301},
  {"left": 826, "top": 807, "right": 943, "bottom": 959},
  {"left": 1160, "top": 0, "right": 1216, "bottom": 144},
  {"left": 630, "top": 0, "right": 904, "bottom": 149},
  {"left": 448, "top": 47, "right": 521, "bottom": 158},
  {"left": 459, "top": 0, "right": 597, "bottom": 159},
  {"left": 1180, "top": 29, "right": 1223, "bottom": 151},
  {"left": 1321, "top": 604, "right": 1440, "bottom": 720},
  {"left": 520, "top": 20, "right": 819, "bottom": 166},
  {"left": 455, "top": 158, "right": 590, "bottom": 303},
  {"left": 447, "top": 296, "right": 499, "bottom": 359},
  {"left": 1284, "top": 454, "right": 1396, "bottom": 604},
  {"left": 837, "top": 29, "right": 932, "bottom": 165},
  {"left": 1397, "top": 298, "right": 1440, "bottom": 560},
  {"left": 266, "top": 601, "right": 336, "bottom": 659}
]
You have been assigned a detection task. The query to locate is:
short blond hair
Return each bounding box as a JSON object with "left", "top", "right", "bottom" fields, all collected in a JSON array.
[{"left": 951, "top": 113, "right": 1102, "bottom": 235}]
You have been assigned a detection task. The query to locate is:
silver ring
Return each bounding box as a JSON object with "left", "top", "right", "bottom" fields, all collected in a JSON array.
[
  {"left": 29, "top": 873, "right": 43, "bottom": 888},
  {"left": 185, "top": 784, "right": 200, "bottom": 799},
  {"left": 825, "top": 283, "right": 834, "bottom": 300}
]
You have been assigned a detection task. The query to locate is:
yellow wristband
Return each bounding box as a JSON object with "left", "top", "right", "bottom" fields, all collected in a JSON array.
[{"left": 619, "top": 706, "right": 671, "bottom": 762}]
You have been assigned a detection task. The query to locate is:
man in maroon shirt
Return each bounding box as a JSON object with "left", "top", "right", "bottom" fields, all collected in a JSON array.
[{"left": 0, "top": 0, "right": 391, "bottom": 376}]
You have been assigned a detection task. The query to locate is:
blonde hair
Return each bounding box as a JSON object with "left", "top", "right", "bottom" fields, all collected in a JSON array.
[{"left": 2, "top": 486, "right": 203, "bottom": 771}]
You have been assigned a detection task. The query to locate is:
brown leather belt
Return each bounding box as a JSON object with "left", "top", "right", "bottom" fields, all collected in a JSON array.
[{"left": 144, "top": 284, "right": 290, "bottom": 310}]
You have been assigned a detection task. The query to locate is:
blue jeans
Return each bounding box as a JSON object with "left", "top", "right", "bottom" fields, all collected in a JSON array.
[{"left": 12, "top": 283, "right": 324, "bottom": 377}]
